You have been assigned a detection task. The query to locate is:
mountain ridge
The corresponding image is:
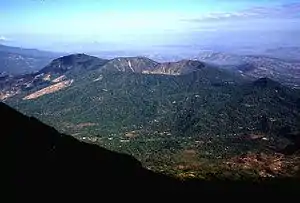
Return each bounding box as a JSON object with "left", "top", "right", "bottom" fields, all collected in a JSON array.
[
  {"left": 38, "top": 53, "right": 108, "bottom": 75},
  {"left": 0, "top": 54, "right": 234, "bottom": 101}
]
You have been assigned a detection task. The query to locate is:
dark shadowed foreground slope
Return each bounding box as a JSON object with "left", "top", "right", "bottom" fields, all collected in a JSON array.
[{"left": 0, "top": 102, "right": 299, "bottom": 199}]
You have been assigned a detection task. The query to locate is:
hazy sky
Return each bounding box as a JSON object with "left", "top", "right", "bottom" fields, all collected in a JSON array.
[{"left": 1, "top": 0, "right": 300, "bottom": 52}]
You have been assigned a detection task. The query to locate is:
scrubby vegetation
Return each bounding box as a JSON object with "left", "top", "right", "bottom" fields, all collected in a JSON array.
[{"left": 5, "top": 55, "right": 300, "bottom": 179}]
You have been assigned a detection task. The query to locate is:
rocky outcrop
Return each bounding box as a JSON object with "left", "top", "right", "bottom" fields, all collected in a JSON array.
[
  {"left": 101, "top": 57, "right": 158, "bottom": 73},
  {"left": 142, "top": 60, "right": 205, "bottom": 75},
  {"left": 23, "top": 79, "right": 73, "bottom": 100}
]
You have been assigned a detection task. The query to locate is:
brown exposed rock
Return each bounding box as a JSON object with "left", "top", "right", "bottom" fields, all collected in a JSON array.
[
  {"left": 0, "top": 90, "right": 20, "bottom": 100},
  {"left": 61, "top": 122, "right": 97, "bottom": 131},
  {"left": 248, "top": 133, "right": 266, "bottom": 140},
  {"left": 125, "top": 131, "right": 138, "bottom": 138},
  {"left": 23, "top": 79, "right": 73, "bottom": 100},
  {"left": 52, "top": 75, "right": 66, "bottom": 83},
  {"left": 142, "top": 60, "right": 204, "bottom": 75},
  {"left": 76, "top": 122, "right": 97, "bottom": 128},
  {"left": 224, "top": 153, "right": 295, "bottom": 177},
  {"left": 43, "top": 74, "right": 51, "bottom": 81}
]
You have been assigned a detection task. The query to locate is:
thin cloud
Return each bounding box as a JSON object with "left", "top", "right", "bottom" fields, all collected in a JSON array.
[
  {"left": 181, "top": 12, "right": 256, "bottom": 22},
  {"left": 245, "top": 2, "right": 300, "bottom": 18},
  {"left": 182, "top": 2, "right": 300, "bottom": 23},
  {"left": 0, "top": 36, "right": 10, "bottom": 42}
]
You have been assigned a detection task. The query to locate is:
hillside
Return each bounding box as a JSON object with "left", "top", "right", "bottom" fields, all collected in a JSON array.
[
  {"left": 0, "top": 102, "right": 177, "bottom": 196},
  {"left": 2, "top": 102, "right": 300, "bottom": 198},
  {"left": 3, "top": 54, "right": 246, "bottom": 136},
  {"left": 4, "top": 54, "right": 299, "bottom": 138},
  {"left": 2, "top": 53, "right": 300, "bottom": 179}
]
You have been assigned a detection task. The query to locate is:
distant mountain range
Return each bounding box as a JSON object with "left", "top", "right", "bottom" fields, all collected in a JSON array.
[
  {"left": 0, "top": 44, "right": 62, "bottom": 75},
  {"left": 196, "top": 51, "right": 300, "bottom": 87},
  {"left": 263, "top": 47, "right": 300, "bottom": 62},
  {"left": 1, "top": 43, "right": 300, "bottom": 87}
]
